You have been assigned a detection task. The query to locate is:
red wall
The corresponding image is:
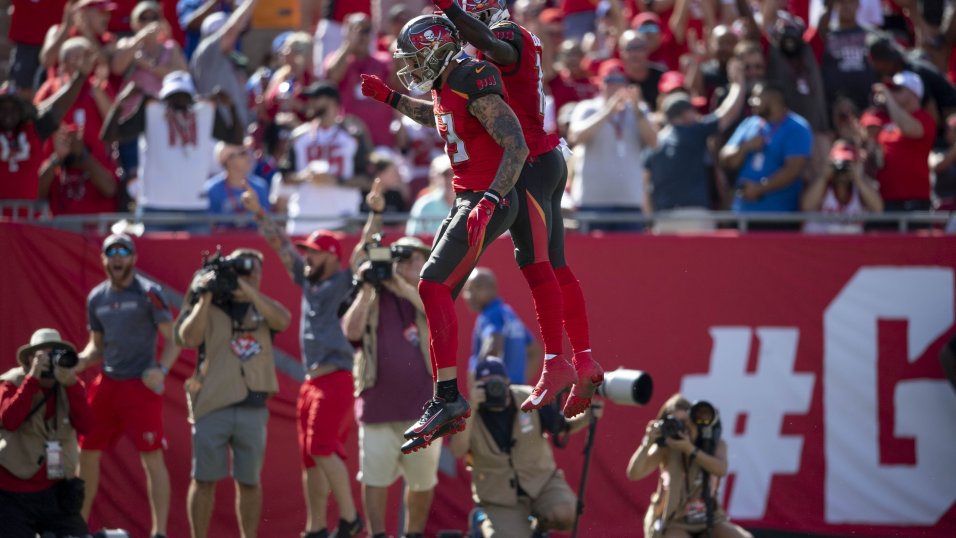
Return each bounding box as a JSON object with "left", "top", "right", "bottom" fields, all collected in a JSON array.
[{"left": 1, "top": 223, "right": 955, "bottom": 538}]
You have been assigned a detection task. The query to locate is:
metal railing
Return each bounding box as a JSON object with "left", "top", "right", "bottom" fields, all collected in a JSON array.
[{"left": 3, "top": 201, "right": 953, "bottom": 235}]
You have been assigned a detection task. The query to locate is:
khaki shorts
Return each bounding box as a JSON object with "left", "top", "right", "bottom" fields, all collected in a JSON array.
[
  {"left": 192, "top": 405, "right": 268, "bottom": 485},
  {"left": 480, "top": 470, "right": 576, "bottom": 538},
  {"left": 357, "top": 422, "right": 440, "bottom": 491}
]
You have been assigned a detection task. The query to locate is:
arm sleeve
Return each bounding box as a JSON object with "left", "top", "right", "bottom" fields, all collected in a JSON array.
[
  {"left": 0, "top": 378, "right": 41, "bottom": 432},
  {"left": 784, "top": 122, "right": 813, "bottom": 158}
]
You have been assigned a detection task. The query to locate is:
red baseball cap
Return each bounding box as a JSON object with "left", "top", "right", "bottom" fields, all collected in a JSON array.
[
  {"left": 631, "top": 12, "right": 661, "bottom": 29},
  {"left": 76, "top": 0, "right": 118, "bottom": 11},
  {"left": 539, "top": 7, "right": 563, "bottom": 24},
  {"left": 295, "top": 230, "right": 344, "bottom": 262},
  {"left": 829, "top": 143, "right": 857, "bottom": 162},
  {"left": 597, "top": 59, "right": 626, "bottom": 79},
  {"left": 659, "top": 71, "right": 686, "bottom": 94},
  {"left": 859, "top": 109, "right": 883, "bottom": 127}
]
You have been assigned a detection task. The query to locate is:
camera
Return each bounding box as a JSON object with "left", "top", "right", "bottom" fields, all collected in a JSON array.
[
  {"left": 690, "top": 400, "right": 722, "bottom": 454},
  {"left": 479, "top": 378, "right": 508, "bottom": 409},
  {"left": 360, "top": 234, "right": 417, "bottom": 288},
  {"left": 655, "top": 415, "right": 686, "bottom": 446},
  {"left": 41, "top": 348, "right": 80, "bottom": 379},
  {"left": 196, "top": 246, "right": 255, "bottom": 304},
  {"left": 595, "top": 368, "right": 653, "bottom": 406},
  {"left": 831, "top": 160, "right": 851, "bottom": 173}
]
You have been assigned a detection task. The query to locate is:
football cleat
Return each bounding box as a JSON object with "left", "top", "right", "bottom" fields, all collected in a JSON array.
[
  {"left": 520, "top": 356, "right": 577, "bottom": 412},
  {"left": 401, "top": 417, "right": 467, "bottom": 454},
  {"left": 403, "top": 396, "right": 471, "bottom": 439},
  {"left": 562, "top": 351, "right": 606, "bottom": 418}
]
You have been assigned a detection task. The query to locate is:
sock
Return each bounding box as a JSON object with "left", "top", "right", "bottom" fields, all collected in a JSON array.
[
  {"left": 418, "top": 279, "right": 459, "bottom": 373},
  {"left": 521, "top": 262, "right": 565, "bottom": 355},
  {"left": 555, "top": 265, "right": 591, "bottom": 353},
  {"left": 436, "top": 379, "right": 459, "bottom": 401}
]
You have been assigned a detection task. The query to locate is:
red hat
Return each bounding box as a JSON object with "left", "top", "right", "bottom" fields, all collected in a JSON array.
[
  {"left": 658, "top": 71, "right": 686, "bottom": 94},
  {"left": 75, "top": 0, "right": 118, "bottom": 11},
  {"left": 295, "top": 230, "right": 344, "bottom": 262},
  {"left": 631, "top": 11, "right": 661, "bottom": 29},
  {"left": 539, "top": 7, "right": 563, "bottom": 24},
  {"left": 597, "top": 59, "right": 626, "bottom": 79},
  {"left": 829, "top": 143, "right": 857, "bottom": 162}
]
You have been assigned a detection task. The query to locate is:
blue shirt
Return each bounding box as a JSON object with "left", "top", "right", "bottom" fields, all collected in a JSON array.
[
  {"left": 728, "top": 112, "right": 812, "bottom": 212},
  {"left": 203, "top": 173, "right": 270, "bottom": 230},
  {"left": 469, "top": 298, "right": 534, "bottom": 384}
]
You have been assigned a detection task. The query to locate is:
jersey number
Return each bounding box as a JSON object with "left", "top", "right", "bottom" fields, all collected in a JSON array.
[
  {"left": 439, "top": 113, "right": 470, "bottom": 164},
  {"left": 531, "top": 32, "right": 546, "bottom": 117}
]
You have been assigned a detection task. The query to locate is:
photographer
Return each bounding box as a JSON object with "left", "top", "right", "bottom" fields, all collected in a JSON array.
[
  {"left": 802, "top": 139, "right": 883, "bottom": 234},
  {"left": 341, "top": 180, "right": 437, "bottom": 538},
  {"left": 0, "top": 329, "right": 93, "bottom": 538},
  {"left": 626, "top": 393, "right": 752, "bottom": 538},
  {"left": 447, "top": 358, "right": 602, "bottom": 538},
  {"left": 176, "top": 248, "right": 290, "bottom": 538}
]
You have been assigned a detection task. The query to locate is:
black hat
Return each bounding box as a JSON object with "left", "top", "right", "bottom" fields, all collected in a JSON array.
[
  {"left": 474, "top": 357, "right": 508, "bottom": 381},
  {"left": 302, "top": 82, "right": 340, "bottom": 102}
]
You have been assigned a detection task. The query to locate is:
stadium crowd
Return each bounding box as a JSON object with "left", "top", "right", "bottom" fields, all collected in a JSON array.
[{"left": 1, "top": 0, "right": 954, "bottom": 234}]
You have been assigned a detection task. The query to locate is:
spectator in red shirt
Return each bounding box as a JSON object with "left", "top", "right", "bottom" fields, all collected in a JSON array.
[
  {"left": 0, "top": 328, "right": 94, "bottom": 538},
  {"left": 40, "top": 0, "right": 117, "bottom": 76},
  {"left": 871, "top": 71, "right": 936, "bottom": 211},
  {"left": 0, "top": 73, "right": 86, "bottom": 207},
  {"left": 548, "top": 39, "right": 599, "bottom": 114},
  {"left": 325, "top": 13, "right": 395, "bottom": 148},
  {"left": 38, "top": 123, "right": 118, "bottom": 216},
  {"left": 7, "top": 0, "right": 69, "bottom": 96}
]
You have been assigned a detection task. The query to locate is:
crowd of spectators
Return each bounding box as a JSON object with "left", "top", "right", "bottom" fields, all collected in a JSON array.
[{"left": 2, "top": 0, "right": 955, "bottom": 233}]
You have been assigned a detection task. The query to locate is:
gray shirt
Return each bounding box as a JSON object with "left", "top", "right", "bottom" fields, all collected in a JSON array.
[
  {"left": 87, "top": 275, "right": 173, "bottom": 380},
  {"left": 293, "top": 258, "right": 354, "bottom": 372},
  {"left": 645, "top": 115, "right": 719, "bottom": 210},
  {"left": 191, "top": 33, "right": 249, "bottom": 127}
]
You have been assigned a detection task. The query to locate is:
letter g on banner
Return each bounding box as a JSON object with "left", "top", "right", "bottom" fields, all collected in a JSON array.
[{"left": 824, "top": 267, "right": 956, "bottom": 525}]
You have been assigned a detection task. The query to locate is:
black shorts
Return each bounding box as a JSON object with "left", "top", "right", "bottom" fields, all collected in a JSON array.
[
  {"left": 0, "top": 484, "right": 89, "bottom": 538},
  {"left": 422, "top": 189, "right": 519, "bottom": 296},
  {"left": 510, "top": 147, "right": 569, "bottom": 268},
  {"left": 9, "top": 44, "right": 41, "bottom": 92}
]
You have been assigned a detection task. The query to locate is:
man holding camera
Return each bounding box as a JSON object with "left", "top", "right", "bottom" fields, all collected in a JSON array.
[
  {"left": 448, "top": 358, "right": 601, "bottom": 538},
  {"left": 240, "top": 186, "right": 364, "bottom": 538},
  {"left": 0, "top": 328, "right": 93, "bottom": 538},
  {"left": 341, "top": 180, "right": 438, "bottom": 538},
  {"left": 176, "top": 249, "right": 291, "bottom": 538},
  {"left": 76, "top": 233, "right": 181, "bottom": 538},
  {"left": 626, "top": 393, "right": 752, "bottom": 538}
]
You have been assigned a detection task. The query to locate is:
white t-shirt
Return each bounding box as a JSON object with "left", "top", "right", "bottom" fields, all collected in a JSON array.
[
  {"left": 138, "top": 101, "right": 217, "bottom": 210},
  {"left": 804, "top": 185, "right": 865, "bottom": 234},
  {"left": 283, "top": 122, "right": 361, "bottom": 234}
]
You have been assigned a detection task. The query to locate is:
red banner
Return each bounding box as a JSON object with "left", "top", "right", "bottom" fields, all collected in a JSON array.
[{"left": 1, "top": 223, "right": 954, "bottom": 537}]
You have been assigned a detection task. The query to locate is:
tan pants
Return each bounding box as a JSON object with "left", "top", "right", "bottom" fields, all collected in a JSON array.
[{"left": 479, "top": 471, "right": 576, "bottom": 538}]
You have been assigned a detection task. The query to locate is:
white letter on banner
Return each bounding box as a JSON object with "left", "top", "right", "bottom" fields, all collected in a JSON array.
[
  {"left": 824, "top": 267, "right": 956, "bottom": 524},
  {"left": 682, "top": 327, "right": 814, "bottom": 520}
]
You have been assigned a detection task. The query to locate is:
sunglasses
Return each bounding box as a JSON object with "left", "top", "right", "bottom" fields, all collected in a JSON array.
[
  {"left": 105, "top": 246, "right": 133, "bottom": 257},
  {"left": 138, "top": 12, "right": 160, "bottom": 23}
]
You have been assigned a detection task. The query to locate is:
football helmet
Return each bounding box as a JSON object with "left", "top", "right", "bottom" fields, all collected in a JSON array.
[
  {"left": 458, "top": 0, "right": 510, "bottom": 27},
  {"left": 395, "top": 15, "right": 462, "bottom": 93}
]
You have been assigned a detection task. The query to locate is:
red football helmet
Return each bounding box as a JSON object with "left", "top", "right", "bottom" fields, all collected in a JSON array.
[{"left": 395, "top": 15, "right": 462, "bottom": 93}]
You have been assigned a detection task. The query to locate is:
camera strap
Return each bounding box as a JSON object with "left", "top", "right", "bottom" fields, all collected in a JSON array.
[{"left": 25, "top": 382, "right": 59, "bottom": 436}]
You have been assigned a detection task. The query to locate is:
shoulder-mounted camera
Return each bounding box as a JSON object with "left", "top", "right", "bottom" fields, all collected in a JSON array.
[
  {"left": 360, "top": 234, "right": 416, "bottom": 288},
  {"left": 194, "top": 246, "right": 255, "bottom": 305}
]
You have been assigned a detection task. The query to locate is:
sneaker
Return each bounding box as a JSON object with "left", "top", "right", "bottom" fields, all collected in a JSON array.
[
  {"left": 520, "top": 356, "right": 578, "bottom": 412},
  {"left": 403, "top": 396, "right": 471, "bottom": 440},
  {"left": 562, "top": 351, "right": 605, "bottom": 418},
  {"left": 330, "top": 516, "right": 364, "bottom": 538},
  {"left": 401, "top": 417, "right": 466, "bottom": 454}
]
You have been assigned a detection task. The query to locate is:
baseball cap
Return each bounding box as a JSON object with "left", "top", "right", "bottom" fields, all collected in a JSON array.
[
  {"left": 201, "top": 12, "right": 228, "bottom": 37},
  {"left": 302, "top": 82, "right": 341, "bottom": 101},
  {"left": 272, "top": 31, "right": 292, "bottom": 54},
  {"left": 102, "top": 233, "right": 136, "bottom": 254},
  {"left": 631, "top": 11, "right": 661, "bottom": 30},
  {"left": 159, "top": 71, "right": 197, "bottom": 100},
  {"left": 860, "top": 108, "right": 883, "bottom": 127},
  {"left": 392, "top": 236, "right": 431, "bottom": 255},
  {"left": 658, "top": 70, "right": 686, "bottom": 94},
  {"left": 663, "top": 93, "right": 695, "bottom": 121},
  {"left": 829, "top": 142, "right": 857, "bottom": 162},
  {"left": 597, "top": 59, "right": 626, "bottom": 83},
  {"left": 889, "top": 70, "right": 924, "bottom": 100},
  {"left": 474, "top": 357, "right": 508, "bottom": 381},
  {"left": 295, "top": 230, "right": 344, "bottom": 262},
  {"left": 76, "top": 0, "right": 118, "bottom": 11},
  {"left": 539, "top": 8, "right": 563, "bottom": 24}
]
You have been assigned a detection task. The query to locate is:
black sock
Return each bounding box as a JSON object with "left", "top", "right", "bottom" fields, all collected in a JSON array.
[{"left": 436, "top": 379, "right": 459, "bottom": 401}]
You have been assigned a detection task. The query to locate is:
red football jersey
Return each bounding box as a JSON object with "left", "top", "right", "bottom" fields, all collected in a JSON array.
[
  {"left": 0, "top": 123, "right": 44, "bottom": 200},
  {"left": 432, "top": 58, "right": 509, "bottom": 193},
  {"left": 477, "top": 20, "right": 557, "bottom": 157}
]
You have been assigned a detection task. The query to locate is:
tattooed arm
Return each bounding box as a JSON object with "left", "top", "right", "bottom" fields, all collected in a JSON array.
[
  {"left": 240, "top": 184, "right": 305, "bottom": 284},
  {"left": 469, "top": 94, "right": 529, "bottom": 195},
  {"left": 394, "top": 94, "right": 436, "bottom": 127}
]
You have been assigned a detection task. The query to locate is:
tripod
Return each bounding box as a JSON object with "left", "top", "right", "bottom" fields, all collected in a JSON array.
[{"left": 570, "top": 406, "right": 599, "bottom": 538}]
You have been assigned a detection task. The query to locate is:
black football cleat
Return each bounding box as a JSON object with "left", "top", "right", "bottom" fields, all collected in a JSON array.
[
  {"left": 403, "top": 396, "right": 471, "bottom": 440},
  {"left": 401, "top": 417, "right": 467, "bottom": 454}
]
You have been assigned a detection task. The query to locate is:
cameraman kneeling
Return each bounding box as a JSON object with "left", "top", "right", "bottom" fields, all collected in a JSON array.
[
  {"left": 177, "top": 249, "right": 291, "bottom": 538},
  {"left": 626, "top": 393, "right": 752, "bottom": 538},
  {"left": 0, "top": 329, "right": 93, "bottom": 538},
  {"left": 448, "top": 358, "right": 602, "bottom": 538}
]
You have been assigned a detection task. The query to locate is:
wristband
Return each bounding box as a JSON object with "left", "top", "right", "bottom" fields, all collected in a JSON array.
[
  {"left": 482, "top": 189, "right": 502, "bottom": 206},
  {"left": 387, "top": 91, "right": 401, "bottom": 109}
]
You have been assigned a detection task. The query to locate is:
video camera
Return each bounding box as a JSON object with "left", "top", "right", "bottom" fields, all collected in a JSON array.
[
  {"left": 360, "top": 234, "right": 417, "bottom": 288},
  {"left": 595, "top": 368, "right": 653, "bottom": 406},
  {"left": 478, "top": 378, "right": 508, "bottom": 409},
  {"left": 40, "top": 348, "right": 80, "bottom": 379},
  {"left": 195, "top": 246, "right": 255, "bottom": 305}
]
